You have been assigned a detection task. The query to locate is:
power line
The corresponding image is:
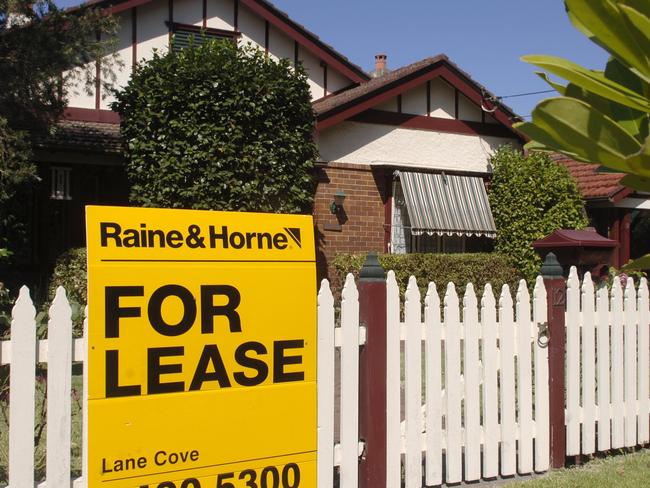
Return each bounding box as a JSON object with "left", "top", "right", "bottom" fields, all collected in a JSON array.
[{"left": 498, "top": 89, "right": 556, "bottom": 100}]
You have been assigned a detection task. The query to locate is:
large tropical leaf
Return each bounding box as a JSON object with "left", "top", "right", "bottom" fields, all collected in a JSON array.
[
  {"left": 515, "top": 97, "right": 642, "bottom": 172},
  {"left": 534, "top": 71, "right": 567, "bottom": 95},
  {"left": 565, "top": 0, "right": 650, "bottom": 83},
  {"left": 522, "top": 54, "right": 650, "bottom": 112},
  {"left": 604, "top": 58, "right": 650, "bottom": 142},
  {"left": 622, "top": 253, "right": 650, "bottom": 271},
  {"left": 620, "top": 174, "right": 650, "bottom": 192}
]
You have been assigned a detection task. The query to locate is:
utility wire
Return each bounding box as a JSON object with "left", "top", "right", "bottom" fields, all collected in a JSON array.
[{"left": 498, "top": 89, "right": 556, "bottom": 99}]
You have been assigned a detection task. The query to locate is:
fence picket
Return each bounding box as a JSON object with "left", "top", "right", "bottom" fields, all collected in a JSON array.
[
  {"left": 424, "top": 282, "right": 442, "bottom": 486},
  {"left": 498, "top": 285, "right": 516, "bottom": 476},
  {"left": 638, "top": 279, "right": 650, "bottom": 444},
  {"left": 516, "top": 280, "right": 533, "bottom": 474},
  {"left": 339, "top": 274, "right": 360, "bottom": 488},
  {"left": 623, "top": 278, "right": 638, "bottom": 447},
  {"left": 565, "top": 267, "right": 581, "bottom": 456},
  {"left": 581, "top": 274, "right": 596, "bottom": 455},
  {"left": 611, "top": 280, "right": 625, "bottom": 449},
  {"left": 317, "top": 280, "right": 335, "bottom": 488},
  {"left": 46, "top": 287, "right": 73, "bottom": 488},
  {"left": 481, "top": 284, "right": 499, "bottom": 478},
  {"left": 533, "top": 277, "right": 549, "bottom": 472},
  {"left": 404, "top": 277, "right": 422, "bottom": 488},
  {"left": 386, "top": 271, "right": 401, "bottom": 488},
  {"left": 81, "top": 306, "right": 89, "bottom": 488},
  {"left": 463, "top": 283, "right": 481, "bottom": 481},
  {"left": 596, "top": 285, "right": 611, "bottom": 452},
  {"left": 8, "top": 286, "right": 37, "bottom": 488},
  {"left": 444, "top": 283, "right": 462, "bottom": 484}
]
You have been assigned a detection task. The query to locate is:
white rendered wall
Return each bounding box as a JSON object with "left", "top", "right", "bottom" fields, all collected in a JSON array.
[
  {"left": 65, "top": 66, "right": 96, "bottom": 109},
  {"left": 268, "top": 24, "right": 294, "bottom": 64},
  {"left": 101, "top": 12, "right": 134, "bottom": 109},
  {"left": 328, "top": 68, "right": 353, "bottom": 95},
  {"left": 458, "top": 92, "right": 483, "bottom": 122},
  {"left": 207, "top": 0, "right": 235, "bottom": 30},
  {"left": 430, "top": 78, "right": 455, "bottom": 118},
  {"left": 401, "top": 85, "right": 427, "bottom": 116},
  {"left": 238, "top": 3, "right": 265, "bottom": 51},
  {"left": 318, "top": 121, "right": 520, "bottom": 172},
  {"left": 136, "top": 1, "right": 169, "bottom": 63},
  {"left": 174, "top": 0, "right": 202, "bottom": 26},
  {"left": 299, "top": 47, "right": 326, "bottom": 100}
]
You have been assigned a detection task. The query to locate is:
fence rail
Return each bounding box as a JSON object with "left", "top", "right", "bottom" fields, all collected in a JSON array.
[{"left": 2, "top": 268, "right": 650, "bottom": 488}]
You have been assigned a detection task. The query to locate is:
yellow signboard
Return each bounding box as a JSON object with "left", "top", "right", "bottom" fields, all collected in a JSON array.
[{"left": 86, "top": 206, "right": 316, "bottom": 488}]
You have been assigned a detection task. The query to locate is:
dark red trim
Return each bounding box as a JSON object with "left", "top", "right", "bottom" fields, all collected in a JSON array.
[
  {"left": 426, "top": 81, "right": 431, "bottom": 116},
  {"left": 95, "top": 31, "right": 101, "bottom": 110},
  {"left": 238, "top": 0, "right": 367, "bottom": 83},
  {"left": 234, "top": 0, "right": 239, "bottom": 30},
  {"left": 610, "top": 210, "right": 621, "bottom": 268},
  {"left": 131, "top": 7, "right": 137, "bottom": 69},
  {"left": 202, "top": 0, "right": 207, "bottom": 28},
  {"left": 609, "top": 186, "right": 634, "bottom": 203},
  {"left": 620, "top": 210, "right": 631, "bottom": 265},
  {"left": 396, "top": 94, "right": 402, "bottom": 114},
  {"left": 349, "top": 109, "right": 515, "bottom": 138},
  {"left": 454, "top": 88, "right": 459, "bottom": 119},
  {"left": 294, "top": 41, "right": 299, "bottom": 66},
  {"left": 317, "top": 63, "right": 522, "bottom": 138},
  {"left": 322, "top": 62, "right": 328, "bottom": 97},
  {"left": 167, "top": 22, "right": 240, "bottom": 39},
  {"left": 384, "top": 174, "right": 392, "bottom": 253},
  {"left": 108, "top": 0, "right": 150, "bottom": 15},
  {"left": 264, "top": 20, "right": 269, "bottom": 55},
  {"left": 63, "top": 108, "right": 121, "bottom": 124}
]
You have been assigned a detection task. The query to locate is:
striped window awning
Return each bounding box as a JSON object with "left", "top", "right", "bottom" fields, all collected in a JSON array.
[{"left": 397, "top": 171, "right": 497, "bottom": 238}]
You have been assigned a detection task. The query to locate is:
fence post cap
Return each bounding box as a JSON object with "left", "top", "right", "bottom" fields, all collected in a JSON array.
[
  {"left": 541, "top": 252, "right": 563, "bottom": 279},
  {"left": 360, "top": 251, "right": 385, "bottom": 281}
]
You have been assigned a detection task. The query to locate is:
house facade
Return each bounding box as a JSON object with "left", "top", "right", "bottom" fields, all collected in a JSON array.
[{"left": 31, "top": 0, "right": 526, "bottom": 285}]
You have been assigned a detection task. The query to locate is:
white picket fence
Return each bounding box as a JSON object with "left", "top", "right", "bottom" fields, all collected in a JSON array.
[
  {"left": 564, "top": 270, "right": 650, "bottom": 456},
  {"left": 2, "top": 269, "right": 649, "bottom": 488}
]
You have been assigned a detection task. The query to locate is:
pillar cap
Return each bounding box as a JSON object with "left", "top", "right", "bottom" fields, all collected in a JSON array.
[
  {"left": 541, "top": 252, "right": 563, "bottom": 279},
  {"left": 359, "top": 252, "right": 385, "bottom": 281}
]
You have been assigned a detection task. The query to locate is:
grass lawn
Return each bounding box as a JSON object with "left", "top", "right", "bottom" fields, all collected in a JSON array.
[{"left": 507, "top": 449, "right": 650, "bottom": 487}]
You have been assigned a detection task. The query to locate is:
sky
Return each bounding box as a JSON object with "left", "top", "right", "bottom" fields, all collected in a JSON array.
[{"left": 56, "top": 0, "right": 610, "bottom": 118}]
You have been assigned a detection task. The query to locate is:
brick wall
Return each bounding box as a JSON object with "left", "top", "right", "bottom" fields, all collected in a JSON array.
[{"left": 313, "top": 162, "right": 390, "bottom": 287}]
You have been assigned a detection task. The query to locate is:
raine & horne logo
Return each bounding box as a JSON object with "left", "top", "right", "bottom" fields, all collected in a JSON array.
[{"left": 99, "top": 222, "right": 302, "bottom": 250}]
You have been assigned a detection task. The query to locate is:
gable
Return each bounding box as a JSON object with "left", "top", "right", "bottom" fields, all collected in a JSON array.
[{"left": 65, "top": 0, "right": 367, "bottom": 119}]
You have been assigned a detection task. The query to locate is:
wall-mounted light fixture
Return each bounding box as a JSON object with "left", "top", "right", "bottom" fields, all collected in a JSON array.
[{"left": 330, "top": 190, "right": 346, "bottom": 214}]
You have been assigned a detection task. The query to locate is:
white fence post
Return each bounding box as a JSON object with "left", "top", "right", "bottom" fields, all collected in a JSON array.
[{"left": 317, "top": 280, "right": 335, "bottom": 488}]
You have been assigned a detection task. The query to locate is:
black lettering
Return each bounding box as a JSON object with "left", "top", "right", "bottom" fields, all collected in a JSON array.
[
  {"left": 147, "top": 347, "right": 184, "bottom": 394},
  {"left": 102, "top": 458, "right": 113, "bottom": 473},
  {"left": 209, "top": 225, "right": 228, "bottom": 248},
  {"left": 190, "top": 450, "right": 199, "bottom": 461},
  {"left": 200, "top": 285, "right": 241, "bottom": 333},
  {"left": 148, "top": 285, "right": 196, "bottom": 336},
  {"left": 261, "top": 466, "right": 279, "bottom": 488},
  {"left": 122, "top": 229, "right": 140, "bottom": 247},
  {"left": 257, "top": 232, "right": 272, "bottom": 249},
  {"left": 181, "top": 480, "right": 200, "bottom": 488},
  {"left": 100, "top": 222, "right": 122, "bottom": 247},
  {"left": 282, "top": 463, "right": 300, "bottom": 488},
  {"left": 148, "top": 229, "right": 166, "bottom": 247},
  {"left": 189, "top": 344, "right": 231, "bottom": 390},
  {"left": 229, "top": 232, "right": 245, "bottom": 249},
  {"left": 105, "top": 286, "right": 143, "bottom": 338},
  {"left": 273, "top": 233, "right": 288, "bottom": 249},
  {"left": 273, "top": 340, "right": 305, "bottom": 383},
  {"left": 234, "top": 342, "right": 268, "bottom": 386},
  {"left": 106, "top": 350, "right": 141, "bottom": 397},
  {"left": 166, "top": 230, "right": 183, "bottom": 248},
  {"left": 154, "top": 451, "right": 166, "bottom": 466}
]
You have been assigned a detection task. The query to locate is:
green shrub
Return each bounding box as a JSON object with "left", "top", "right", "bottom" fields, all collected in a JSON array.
[
  {"left": 489, "top": 146, "right": 588, "bottom": 283},
  {"left": 333, "top": 252, "right": 521, "bottom": 298},
  {"left": 47, "top": 247, "right": 87, "bottom": 336}
]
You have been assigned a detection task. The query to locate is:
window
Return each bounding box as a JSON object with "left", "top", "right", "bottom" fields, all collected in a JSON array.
[
  {"left": 50, "top": 166, "right": 72, "bottom": 200},
  {"left": 167, "top": 22, "right": 240, "bottom": 52}
]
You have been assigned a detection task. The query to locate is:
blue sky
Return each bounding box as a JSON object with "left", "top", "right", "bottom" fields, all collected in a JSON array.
[{"left": 57, "top": 0, "right": 609, "bottom": 118}]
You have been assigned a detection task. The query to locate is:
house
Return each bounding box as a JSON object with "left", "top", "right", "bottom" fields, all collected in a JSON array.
[
  {"left": 28, "top": 0, "right": 526, "bottom": 284},
  {"left": 552, "top": 154, "right": 650, "bottom": 268}
]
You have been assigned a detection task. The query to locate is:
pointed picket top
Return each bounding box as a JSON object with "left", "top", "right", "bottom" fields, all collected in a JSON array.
[
  {"left": 341, "top": 273, "right": 358, "bottom": 302},
  {"left": 318, "top": 279, "right": 334, "bottom": 309},
  {"left": 424, "top": 281, "right": 439, "bottom": 310},
  {"left": 623, "top": 276, "right": 637, "bottom": 311},
  {"left": 463, "top": 282, "right": 477, "bottom": 310},
  {"left": 405, "top": 275, "right": 420, "bottom": 304},
  {"left": 533, "top": 276, "right": 546, "bottom": 299},
  {"left": 516, "top": 279, "right": 531, "bottom": 317},
  {"left": 49, "top": 286, "right": 73, "bottom": 326},
  {"left": 444, "top": 282, "right": 459, "bottom": 312},
  {"left": 612, "top": 274, "right": 623, "bottom": 303},
  {"left": 481, "top": 283, "right": 496, "bottom": 311},
  {"left": 533, "top": 276, "right": 547, "bottom": 322},
  {"left": 499, "top": 283, "right": 513, "bottom": 310},
  {"left": 12, "top": 285, "right": 36, "bottom": 321},
  {"left": 567, "top": 265, "right": 579, "bottom": 291},
  {"left": 581, "top": 271, "right": 594, "bottom": 294},
  {"left": 639, "top": 277, "right": 649, "bottom": 309}
]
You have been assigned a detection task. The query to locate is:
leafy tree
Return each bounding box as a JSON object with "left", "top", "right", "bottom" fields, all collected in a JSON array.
[
  {"left": 514, "top": 0, "right": 650, "bottom": 268},
  {"left": 112, "top": 40, "right": 318, "bottom": 214},
  {"left": 488, "top": 146, "right": 588, "bottom": 282}
]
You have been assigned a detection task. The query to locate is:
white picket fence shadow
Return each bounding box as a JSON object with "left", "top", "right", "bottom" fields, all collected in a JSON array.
[{"left": 565, "top": 270, "right": 650, "bottom": 456}]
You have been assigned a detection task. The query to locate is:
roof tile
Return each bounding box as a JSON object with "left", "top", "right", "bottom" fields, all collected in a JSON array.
[{"left": 551, "top": 154, "right": 629, "bottom": 201}]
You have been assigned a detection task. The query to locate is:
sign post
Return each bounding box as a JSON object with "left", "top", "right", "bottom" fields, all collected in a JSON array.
[{"left": 86, "top": 206, "right": 316, "bottom": 488}]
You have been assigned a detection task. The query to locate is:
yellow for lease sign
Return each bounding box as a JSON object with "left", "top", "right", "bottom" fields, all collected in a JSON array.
[{"left": 86, "top": 206, "right": 316, "bottom": 488}]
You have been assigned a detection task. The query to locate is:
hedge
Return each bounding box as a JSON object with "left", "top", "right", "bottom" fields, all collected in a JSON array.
[
  {"left": 47, "top": 247, "right": 87, "bottom": 336},
  {"left": 333, "top": 252, "right": 521, "bottom": 297}
]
